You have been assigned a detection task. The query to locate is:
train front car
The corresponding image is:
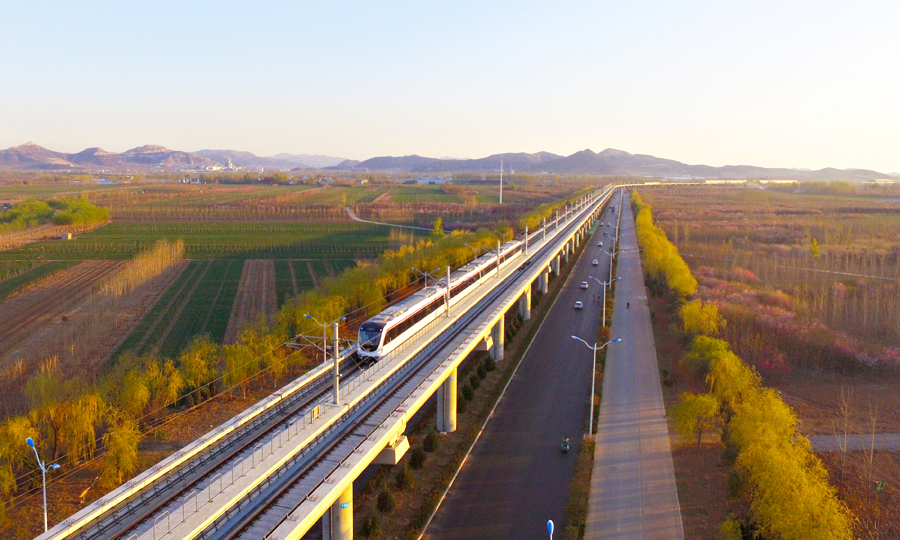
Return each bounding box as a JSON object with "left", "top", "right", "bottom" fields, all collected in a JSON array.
[{"left": 357, "top": 321, "right": 385, "bottom": 358}]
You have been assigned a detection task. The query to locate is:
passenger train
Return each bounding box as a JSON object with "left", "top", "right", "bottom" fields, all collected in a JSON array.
[{"left": 357, "top": 240, "right": 525, "bottom": 360}]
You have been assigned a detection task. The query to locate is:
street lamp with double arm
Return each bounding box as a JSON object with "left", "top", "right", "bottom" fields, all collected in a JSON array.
[
  {"left": 570, "top": 337, "right": 622, "bottom": 436},
  {"left": 26, "top": 437, "right": 59, "bottom": 532}
]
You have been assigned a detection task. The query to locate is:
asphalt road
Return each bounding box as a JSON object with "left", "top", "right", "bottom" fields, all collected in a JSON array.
[
  {"left": 584, "top": 195, "right": 684, "bottom": 539},
  {"left": 423, "top": 196, "right": 623, "bottom": 539}
]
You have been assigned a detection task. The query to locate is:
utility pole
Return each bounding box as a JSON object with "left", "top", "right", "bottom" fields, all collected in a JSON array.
[
  {"left": 499, "top": 157, "right": 503, "bottom": 204},
  {"left": 332, "top": 321, "right": 340, "bottom": 404},
  {"left": 497, "top": 240, "right": 501, "bottom": 278}
]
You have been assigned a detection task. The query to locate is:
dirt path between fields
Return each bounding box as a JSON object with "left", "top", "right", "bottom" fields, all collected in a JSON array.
[
  {"left": 306, "top": 260, "right": 319, "bottom": 289},
  {"left": 343, "top": 206, "right": 432, "bottom": 231},
  {"left": 224, "top": 259, "right": 277, "bottom": 344},
  {"left": 287, "top": 260, "right": 300, "bottom": 297}
]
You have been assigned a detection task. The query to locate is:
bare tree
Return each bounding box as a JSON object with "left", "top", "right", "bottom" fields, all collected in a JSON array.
[{"left": 832, "top": 386, "right": 853, "bottom": 493}]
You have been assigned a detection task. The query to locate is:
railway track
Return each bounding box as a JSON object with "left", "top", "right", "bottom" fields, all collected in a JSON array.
[{"left": 63, "top": 356, "right": 363, "bottom": 540}]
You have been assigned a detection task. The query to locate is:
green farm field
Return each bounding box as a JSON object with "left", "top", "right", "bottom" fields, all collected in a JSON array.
[
  {"left": 113, "top": 259, "right": 243, "bottom": 358},
  {"left": 0, "top": 221, "right": 407, "bottom": 261},
  {"left": 273, "top": 258, "right": 358, "bottom": 306},
  {"left": 0, "top": 260, "right": 76, "bottom": 300}
]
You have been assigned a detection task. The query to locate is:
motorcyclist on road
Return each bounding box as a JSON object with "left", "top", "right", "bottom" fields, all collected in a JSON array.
[{"left": 626, "top": 302, "right": 630, "bottom": 309}]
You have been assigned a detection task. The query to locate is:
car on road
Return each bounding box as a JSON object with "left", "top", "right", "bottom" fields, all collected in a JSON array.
[
  {"left": 597, "top": 241, "right": 602, "bottom": 246},
  {"left": 592, "top": 259, "right": 599, "bottom": 266},
  {"left": 580, "top": 281, "right": 589, "bottom": 289},
  {"left": 574, "top": 301, "right": 583, "bottom": 309}
]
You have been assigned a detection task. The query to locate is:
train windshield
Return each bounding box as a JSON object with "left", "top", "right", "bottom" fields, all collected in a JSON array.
[{"left": 358, "top": 322, "right": 384, "bottom": 352}]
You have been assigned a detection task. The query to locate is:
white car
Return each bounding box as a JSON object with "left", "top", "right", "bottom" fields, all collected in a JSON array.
[
  {"left": 580, "top": 281, "right": 589, "bottom": 289},
  {"left": 597, "top": 241, "right": 603, "bottom": 246},
  {"left": 574, "top": 301, "right": 584, "bottom": 309},
  {"left": 592, "top": 259, "right": 599, "bottom": 266}
]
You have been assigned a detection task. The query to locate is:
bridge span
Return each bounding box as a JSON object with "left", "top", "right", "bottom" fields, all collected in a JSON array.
[{"left": 37, "top": 185, "right": 619, "bottom": 540}]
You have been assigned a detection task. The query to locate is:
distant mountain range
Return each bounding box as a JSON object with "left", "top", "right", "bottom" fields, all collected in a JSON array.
[
  {"left": 0, "top": 142, "right": 894, "bottom": 181},
  {"left": 0, "top": 143, "right": 348, "bottom": 171},
  {"left": 329, "top": 148, "right": 894, "bottom": 181}
]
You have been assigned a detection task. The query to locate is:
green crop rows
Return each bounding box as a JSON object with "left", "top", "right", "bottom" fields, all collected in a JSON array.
[
  {"left": 300, "top": 186, "right": 391, "bottom": 206},
  {"left": 114, "top": 261, "right": 206, "bottom": 359},
  {"left": 0, "top": 260, "right": 44, "bottom": 281},
  {"left": 389, "top": 187, "right": 461, "bottom": 204},
  {"left": 0, "top": 222, "right": 393, "bottom": 261},
  {"left": 294, "top": 260, "right": 317, "bottom": 291},
  {"left": 272, "top": 258, "right": 356, "bottom": 307},
  {"left": 114, "top": 260, "right": 240, "bottom": 359},
  {"left": 0, "top": 261, "right": 76, "bottom": 301},
  {"left": 274, "top": 260, "right": 295, "bottom": 305},
  {"left": 158, "top": 259, "right": 242, "bottom": 357}
]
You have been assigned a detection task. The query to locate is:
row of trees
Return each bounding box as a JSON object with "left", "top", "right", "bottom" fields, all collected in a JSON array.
[
  {"left": 631, "top": 190, "right": 855, "bottom": 539},
  {"left": 0, "top": 323, "right": 294, "bottom": 521},
  {"left": 677, "top": 333, "right": 856, "bottom": 539},
  {"left": 631, "top": 191, "right": 696, "bottom": 297},
  {"left": 99, "top": 239, "right": 185, "bottom": 298}
]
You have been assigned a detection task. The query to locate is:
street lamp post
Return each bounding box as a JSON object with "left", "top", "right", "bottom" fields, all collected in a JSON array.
[
  {"left": 304, "top": 314, "right": 346, "bottom": 404},
  {"left": 588, "top": 275, "right": 621, "bottom": 328},
  {"left": 26, "top": 437, "right": 59, "bottom": 532},
  {"left": 603, "top": 247, "right": 617, "bottom": 283},
  {"left": 570, "top": 337, "right": 622, "bottom": 436}
]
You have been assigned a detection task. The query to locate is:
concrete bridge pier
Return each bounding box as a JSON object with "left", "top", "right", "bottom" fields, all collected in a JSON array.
[
  {"left": 437, "top": 368, "right": 457, "bottom": 433},
  {"left": 538, "top": 269, "right": 549, "bottom": 294},
  {"left": 322, "top": 485, "right": 353, "bottom": 540},
  {"left": 490, "top": 319, "right": 505, "bottom": 361},
  {"left": 551, "top": 255, "right": 560, "bottom": 277},
  {"left": 518, "top": 288, "right": 532, "bottom": 320}
]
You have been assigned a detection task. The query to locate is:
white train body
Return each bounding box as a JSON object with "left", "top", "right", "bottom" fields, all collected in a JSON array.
[{"left": 358, "top": 240, "right": 524, "bottom": 360}]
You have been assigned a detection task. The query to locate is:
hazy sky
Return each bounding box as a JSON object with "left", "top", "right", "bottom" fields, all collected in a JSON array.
[{"left": 2, "top": 1, "right": 899, "bottom": 172}]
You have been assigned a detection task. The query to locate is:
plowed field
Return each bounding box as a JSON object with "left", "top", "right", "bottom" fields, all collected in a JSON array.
[
  {"left": 0, "top": 260, "right": 124, "bottom": 361},
  {"left": 0, "top": 260, "right": 187, "bottom": 415}
]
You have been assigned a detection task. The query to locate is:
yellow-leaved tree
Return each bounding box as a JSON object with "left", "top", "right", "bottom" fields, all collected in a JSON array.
[{"left": 679, "top": 299, "right": 724, "bottom": 337}]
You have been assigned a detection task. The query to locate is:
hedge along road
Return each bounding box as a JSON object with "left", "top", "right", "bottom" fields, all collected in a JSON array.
[
  {"left": 584, "top": 194, "right": 684, "bottom": 540},
  {"left": 422, "top": 202, "right": 619, "bottom": 538}
]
